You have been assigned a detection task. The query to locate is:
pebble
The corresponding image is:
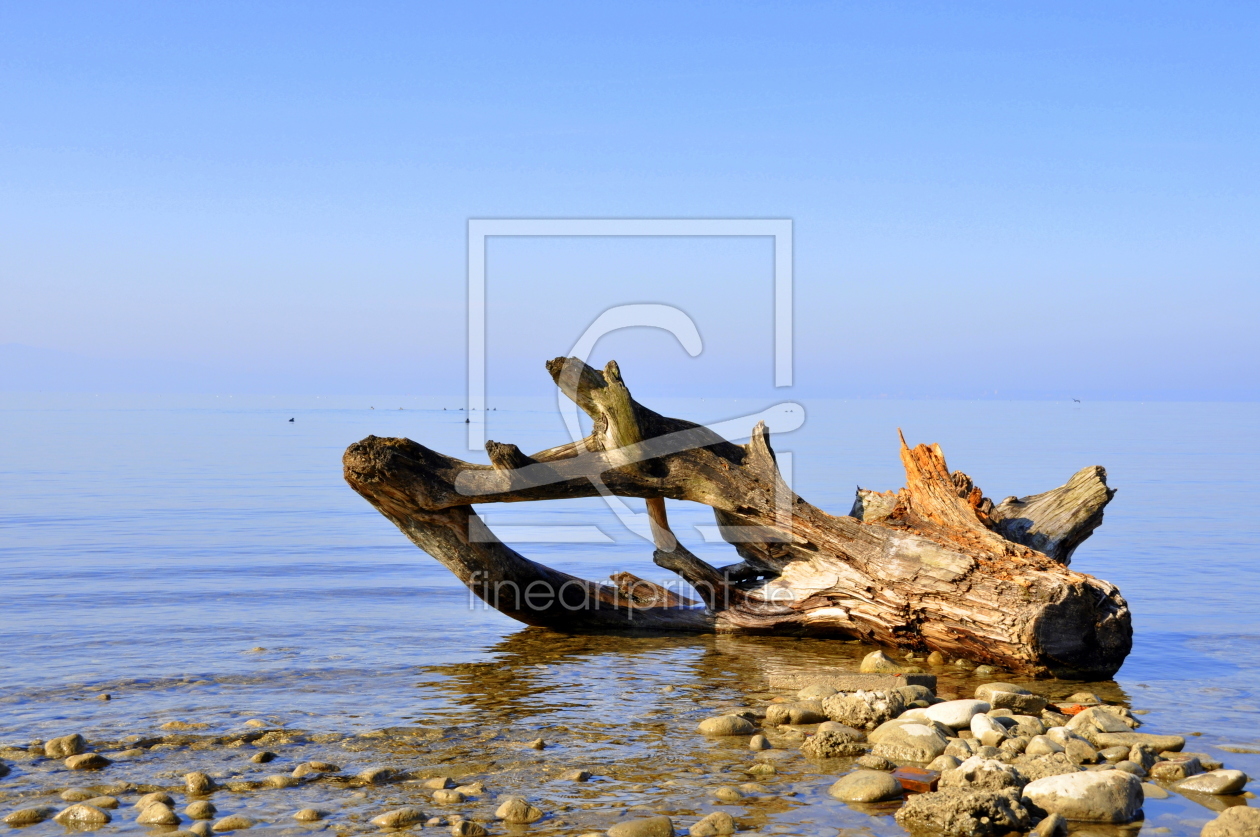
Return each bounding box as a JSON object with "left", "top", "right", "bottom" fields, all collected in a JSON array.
[
  {"left": 1141, "top": 782, "right": 1170, "bottom": 799},
  {"left": 926, "top": 754, "right": 962, "bottom": 772},
  {"left": 859, "top": 650, "right": 905, "bottom": 674},
  {"left": 292, "top": 761, "right": 338, "bottom": 778},
  {"left": 1150, "top": 756, "right": 1202, "bottom": 781},
  {"left": 357, "top": 766, "right": 395, "bottom": 785},
  {"left": 688, "top": 811, "right": 735, "bottom": 836},
  {"left": 796, "top": 684, "right": 838, "bottom": 700},
  {"left": 1202, "top": 806, "right": 1260, "bottom": 837},
  {"left": 927, "top": 651, "right": 946, "bottom": 666},
  {"left": 370, "top": 807, "right": 426, "bottom": 829},
  {"left": 249, "top": 751, "right": 277, "bottom": 763},
  {"left": 828, "top": 769, "right": 903, "bottom": 802},
  {"left": 244, "top": 719, "right": 267, "bottom": 727},
  {"left": 54, "top": 804, "right": 111, "bottom": 826},
  {"left": 451, "top": 821, "right": 488, "bottom": 837},
  {"left": 494, "top": 796, "right": 543, "bottom": 824},
  {"left": 563, "top": 769, "right": 592, "bottom": 781},
  {"left": 857, "top": 754, "right": 898, "bottom": 770},
  {"left": 186, "top": 771, "right": 218, "bottom": 795},
  {"left": 292, "top": 809, "right": 325, "bottom": 822},
  {"left": 423, "top": 776, "right": 455, "bottom": 789},
  {"left": 187, "top": 801, "right": 218, "bottom": 819},
  {"left": 61, "top": 789, "right": 96, "bottom": 802},
  {"left": 190, "top": 822, "right": 213, "bottom": 837},
  {"left": 607, "top": 815, "right": 675, "bottom": 837},
  {"left": 433, "top": 790, "right": 466, "bottom": 804},
  {"left": 698, "top": 715, "right": 755, "bottom": 736},
  {"left": 1021, "top": 770, "right": 1143, "bottom": 823},
  {"left": 135, "top": 792, "right": 174, "bottom": 809},
  {"left": 45, "top": 733, "right": 87, "bottom": 758},
  {"left": 4, "top": 807, "right": 57, "bottom": 826},
  {"left": 262, "top": 774, "right": 300, "bottom": 788},
  {"left": 212, "top": 815, "right": 256, "bottom": 832},
  {"left": 1031, "top": 812, "right": 1067, "bottom": 837},
  {"left": 713, "top": 786, "right": 744, "bottom": 801},
  {"left": 137, "top": 802, "right": 181, "bottom": 825},
  {"left": 455, "top": 781, "right": 486, "bottom": 795},
  {"left": 1176, "top": 769, "right": 1250, "bottom": 795},
  {"left": 85, "top": 797, "right": 118, "bottom": 809},
  {"left": 65, "top": 752, "right": 111, "bottom": 770},
  {"left": 924, "top": 699, "right": 990, "bottom": 730},
  {"left": 527, "top": 738, "right": 546, "bottom": 750}
]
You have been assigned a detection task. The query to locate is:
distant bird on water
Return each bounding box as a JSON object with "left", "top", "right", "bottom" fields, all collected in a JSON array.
[
  {"left": 1073, "top": 399, "right": 1081, "bottom": 403},
  {"left": 288, "top": 417, "right": 295, "bottom": 422}
]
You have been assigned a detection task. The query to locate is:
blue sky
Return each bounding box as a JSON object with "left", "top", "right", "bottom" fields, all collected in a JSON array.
[{"left": 2, "top": 1, "right": 1257, "bottom": 399}]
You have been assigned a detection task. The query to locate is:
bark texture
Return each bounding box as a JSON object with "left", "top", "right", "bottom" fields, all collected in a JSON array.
[{"left": 343, "top": 357, "right": 1131, "bottom": 678}]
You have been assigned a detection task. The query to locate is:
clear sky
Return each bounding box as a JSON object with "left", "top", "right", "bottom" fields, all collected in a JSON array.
[{"left": 2, "top": 1, "right": 1257, "bottom": 399}]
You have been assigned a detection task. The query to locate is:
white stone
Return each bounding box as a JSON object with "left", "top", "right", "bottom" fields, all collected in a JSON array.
[
  {"left": 923, "top": 699, "right": 990, "bottom": 729},
  {"left": 1021, "top": 770, "right": 1143, "bottom": 823}
]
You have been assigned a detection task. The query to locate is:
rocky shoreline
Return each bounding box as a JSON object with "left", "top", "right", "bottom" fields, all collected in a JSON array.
[{"left": 1, "top": 653, "right": 1256, "bottom": 837}]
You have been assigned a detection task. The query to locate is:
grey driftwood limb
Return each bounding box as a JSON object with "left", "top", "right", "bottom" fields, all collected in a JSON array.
[{"left": 343, "top": 357, "right": 1131, "bottom": 678}]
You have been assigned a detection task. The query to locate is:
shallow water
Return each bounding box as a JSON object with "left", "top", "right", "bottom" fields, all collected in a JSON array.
[{"left": 1, "top": 394, "right": 1258, "bottom": 835}]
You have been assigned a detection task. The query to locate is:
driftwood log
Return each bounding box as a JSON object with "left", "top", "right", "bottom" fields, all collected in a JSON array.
[{"left": 343, "top": 358, "right": 1131, "bottom": 679}]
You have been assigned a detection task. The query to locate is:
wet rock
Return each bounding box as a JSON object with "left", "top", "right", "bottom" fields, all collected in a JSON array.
[
  {"left": 747, "top": 762, "right": 776, "bottom": 777},
  {"left": 1021, "top": 770, "right": 1143, "bottom": 823},
  {"left": 1068, "top": 707, "right": 1133, "bottom": 736},
  {"left": 61, "top": 789, "right": 96, "bottom": 802},
  {"left": 748, "top": 734, "right": 770, "bottom": 751},
  {"left": 45, "top": 733, "right": 87, "bottom": 758},
  {"left": 1142, "top": 782, "right": 1170, "bottom": 799},
  {"left": 1151, "top": 756, "right": 1203, "bottom": 781},
  {"left": 212, "top": 815, "right": 256, "bottom": 832},
  {"left": 137, "top": 802, "right": 181, "bottom": 825},
  {"left": 186, "top": 771, "right": 218, "bottom": 795},
  {"left": 455, "top": 781, "right": 486, "bottom": 795},
  {"left": 894, "top": 787, "right": 1031, "bottom": 837},
  {"left": 1177, "top": 770, "right": 1249, "bottom": 795},
  {"left": 249, "top": 751, "right": 276, "bottom": 763},
  {"left": 858, "top": 754, "right": 898, "bottom": 771},
  {"left": 55, "top": 804, "right": 111, "bottom": 826},
  {"left": 186, "top": 801, "right": 218, "bottom": 820},
  {"left": 765, "top": 701, "right": 827, "bottom": 725},
  {"left": 562, "top": 769, "right": 592, "bottom": 781},
  {"left": 357, "top": 766, "right": 396, "bottom": 785},
  {"left": 1201, "top": 806, "right": 1260, "bottom": 837},
  {"left": 1114, "top": 760, "right": 1146, "bottom": 777},
  {"left": 944, "top": 738, "right": 979, "bottom": 759},
  {"left": 527, "top": 738, "right": 546, "bottom": 750},
  {"left": 927, "top": 651, "right": 946, "bottom": 666},
  {"left": 1011, "top": 753, "right": 1083, "bottom": 782},
  {"left": 292, "top": 809, "right": 325, "bottom": 822},
  {"left": 66, "top": 752, "right": 111, "bottom": 770},
  {"left": 797, "top": 684, "right": 837, "bottom": 700},
  {"left": 1100, "top": 745, "right": 1131, "bottom": 763},
  {"left": 370, "top": 808, "right": 426, "bottom": 829},
  {"left": 970, "top": 714, "right": 1007, "bottom": 747},
  {"left": 262, "top": 774, "right": 300, "bottom": 788},
  {"left": 713, "top": 787, "right": 743, "bottom": 802},
  {"left": 1064, "top": 692, "right": 1102, "bottom": 706},
  {"left": 292, "top": 761, "right": 338, "bottom": 778},
  {"left": 927, "top": 755, "right": 962, "bottom": 772},
  {"left": 975, "top": 683, "right": 1049, "bottom": 715},
  {"left": 433, "top": 790, "right": 465, "bottom": 804},
  {"left": 451, "top": 822, "right": 487, "bottom": 837},
  {"left": 818, "top": 721, "right": 867, "bottom": 739},
  {"left": 1064, "top": 738, "right": 1100, "bottom": 765},
  {"left": 84, "top": 797, "right": 118, "bottom": 810},
  {"left": 801, "top": 730, "right": 866, "bottom": 759},
  {"left": 688, "top": 811, "right": 735, "bottom": 837},
  {"left": 1130, "top": 743, "right": 1158, "bottom": 771},
  {"left": 859, "top": 650, "right": 904, "bottom": 673},
  {"left": 426, "top": 817, "right": 448, "bottom": 828},
  {"left": 423, "top": 777, "right": 455, "bottom": 789},
  {"left": 821, "top": 690, "right": 906, "bottom": 729},
  {"left": 1091, "top": 732, "right": 1185, "bottom": 753},
  {"left": 698, "top": 715, "right": 755, "bottom": 736},
  {"left": 1031, "top": 812, "right": 1067, "bottom": 837},
  {"left": 4, "top": 806, "right": 56, "bottom": 826},
  {"left": 1024, "top": 736, "right": 1064, "bottom": 757},
  {"left": 190, "top": 821, "right": 214, "bottom": 837},
  {"left": 940, "top": 756, "right": 1026, "bottom": 791},
  {"left": 135, "top": 792, "right": 174, "bottom": 809},
  {"left": 607, "top": 815, "right": 675, "bottom": 837},
  {"left": 871, "top": 722, "right": 949, "bottom": 762},
  {"left": 495, "top": 796, "right": 543, "bottom": 824},
  {"left": 828, "top": 769, "right": 903, "bottom": 802},
  {"left": 924, "top": 700, "right": 991, "bottom": 730},
  {"left": 895, "top": 685, "right": 936, "bottom": 705}
]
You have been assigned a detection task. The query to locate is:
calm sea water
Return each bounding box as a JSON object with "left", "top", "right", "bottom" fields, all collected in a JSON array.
[{"left": 1, "top": 394, "right": 1258, "bottom": 834}]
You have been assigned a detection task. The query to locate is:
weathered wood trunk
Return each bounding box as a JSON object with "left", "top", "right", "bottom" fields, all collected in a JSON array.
[{"left": 343, "top": 358, "right": 1131, "bottom": 679}]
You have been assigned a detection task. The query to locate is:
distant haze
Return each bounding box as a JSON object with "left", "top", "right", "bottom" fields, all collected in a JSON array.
[{"left": 2, "top": 3, "right": 1257, "bottom": 400}]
